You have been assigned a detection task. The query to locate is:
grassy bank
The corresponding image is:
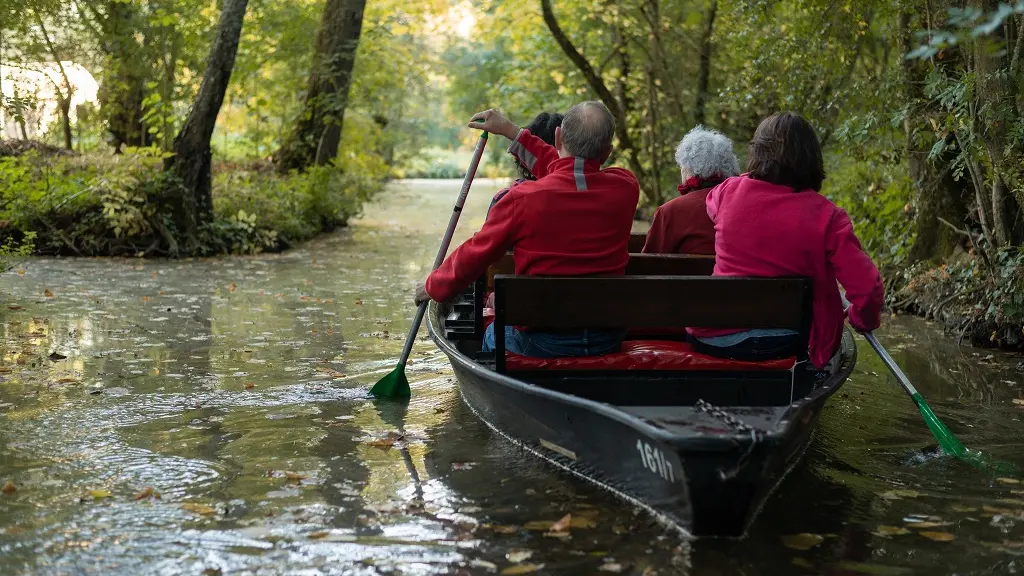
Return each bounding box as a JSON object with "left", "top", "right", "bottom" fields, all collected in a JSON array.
[{"left": 0, "top": 148, "right": 384, "bottom": 259}]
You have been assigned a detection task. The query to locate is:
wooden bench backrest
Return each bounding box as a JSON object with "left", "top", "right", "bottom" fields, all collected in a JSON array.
[
  {"left": 492, "top": 275, "right": 812, "bottom": 372},
  {"left": 628, "top": 232, "right": 647, "bottom": 253},
  {"left": 485, "top": 253, "right": 715, "bottom": 292}
]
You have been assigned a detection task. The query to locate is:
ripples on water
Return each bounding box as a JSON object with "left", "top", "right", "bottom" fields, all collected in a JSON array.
[{"left": 1, "top": 179, "right": 1023, "bottom": 575}]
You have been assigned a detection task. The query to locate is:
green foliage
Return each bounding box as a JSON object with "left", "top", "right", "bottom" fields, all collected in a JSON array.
[{"left": 0, "top": 233, "right": 36, "bottom": 274}]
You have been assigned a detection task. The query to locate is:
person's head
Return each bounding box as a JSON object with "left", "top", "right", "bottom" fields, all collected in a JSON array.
[
  {"left": 674, "top": 125, "right": 740, "bottom": 183},
  {"left": 515, "top": 112, "right": 564, "bottom": 180},
  {"left": 746, "top": 112, "right": 825, "bottom": 192},
  {"left": 555, "top": 101, "right": 615, "bottom": 163}
]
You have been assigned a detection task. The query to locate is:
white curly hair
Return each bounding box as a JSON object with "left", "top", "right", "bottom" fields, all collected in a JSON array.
[{"left": 673, "top": 125, "right": 740, "bottom": 179}]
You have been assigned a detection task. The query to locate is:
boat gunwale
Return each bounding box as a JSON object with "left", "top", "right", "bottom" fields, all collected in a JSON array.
[{"left": 427, "top": 301, "right": 855, "bottom": 445}]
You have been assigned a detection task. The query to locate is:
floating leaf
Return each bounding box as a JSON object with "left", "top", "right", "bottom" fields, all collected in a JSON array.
[
  {"left": 244, "top": 382, "right": 256, "bottom": 389},
  {"left": 505, "top": 549, "right": 533, "bottom": 563},
  {"left": 873, "top": 525, "right": 911, "bottom": 536},
  {"left": 43, "top": 289, "right": 54, "bottom": 298},
  {"left": 550, "top": 513, "right": 571, "bottom": 532},
  {"left": 227, "top": 282, "right": 237, "bottom": 293},
  {"left": 355, "top": 299, "right": 363, "bottom": 305},
  {"left": 501, "top": 564, "right": 542, "bottom": 575},
  {"left": 8, "top": 305, "right": 22, "bottom": 311},
  {"left": 880, "top": 489, "right": 920, "bottom": 500},
  {"left": 90, "top": 489, "right": 112, "bottom": 499},
  {"left": 2, "top": 481, "right": 16, "bottom": 494},
  {"left": 906, "top": 521, "right": 949, "bottom": 529},
  {"left": 181, "top": 503, "right": 217, "bottom": 515},
  {"left": 997, "top": 477, "right": 1021, "bottom": 484},
  {"left": 919, "top": 531, "right": 955, "bottom": 542},
  {"left": 284, "top": 472, "right": 307, "bottom": 481},
  {"left": 599, "top": 563, "right": 625, "bottom": 573},
  {"left": 523, "top": 520, "right": 554, "bottom": 531},
  {"left": 951, "top": 504, "right": 978, "bottom": 512},
  {"left": 781, "top": 533, "right": 824, "bottom": 550},
  {"left": 1012, "top": 399, "right": 1024, "bottom": 406},
  {"left": 470, "top": 559, "right": 498, "bottom": 572},
  {"left": 47, "top": 352, "right": 66, "bottom": 360},
  {"left": 135, "top": 487, "right": 154, "bottom": 500},
  {"left": 56, "top": 378, "right": 79, "bottom": 384}
]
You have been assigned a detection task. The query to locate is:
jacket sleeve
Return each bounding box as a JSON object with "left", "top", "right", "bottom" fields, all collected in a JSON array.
[
  {"left": 826, "top": 208, "right": 884, "bottom": 332},
  {"left": 642, "top": 206, "right": 670, "bottom": 253},
  {"left": 426, "top": 194, "right": 518, "bottom": 302},
  {"left": 507, "top": 129, "right": 560, "bottom": 179}
]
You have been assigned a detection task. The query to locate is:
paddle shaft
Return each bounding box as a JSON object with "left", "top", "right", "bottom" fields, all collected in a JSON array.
[
  {"left": 863, "top": 331, "right": 919, "bottom": 399},
  {"left": 396, "top": 132, "right": 489, "bottom": 367}
]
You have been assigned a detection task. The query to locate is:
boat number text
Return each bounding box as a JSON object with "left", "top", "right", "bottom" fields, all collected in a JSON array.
[{"left": 636, "top": 440, "right": 675, "bottom": 482}]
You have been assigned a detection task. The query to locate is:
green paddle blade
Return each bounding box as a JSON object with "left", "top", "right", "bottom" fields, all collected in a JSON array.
[
  {"left": 370, "top": 365, "right": 411, "bottom": 399},
  {"left": 912, "top": 392, "right": 966, "bottom": 457}
]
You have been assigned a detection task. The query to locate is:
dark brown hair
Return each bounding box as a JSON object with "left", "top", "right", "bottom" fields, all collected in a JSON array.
[{"left": 746, "top": 112, "right": 825, "bottom": 192}]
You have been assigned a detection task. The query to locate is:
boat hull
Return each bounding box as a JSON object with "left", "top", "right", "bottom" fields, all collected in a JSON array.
[{"left": 428, "top": 303, "right": 855, "bottom": 537}]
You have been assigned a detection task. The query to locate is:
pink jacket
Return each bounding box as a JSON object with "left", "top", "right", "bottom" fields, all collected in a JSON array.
[{"left": 689, "top": 176, "right": 884, "bottom": 368}]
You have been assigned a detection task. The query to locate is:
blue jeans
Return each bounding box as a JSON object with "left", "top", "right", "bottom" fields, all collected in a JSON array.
[
  {"left": 483, "top": 324, "right": 624, "bottom": 358},
  {"left": 690, "top": 329, "right": 800, "bottom": 362}
]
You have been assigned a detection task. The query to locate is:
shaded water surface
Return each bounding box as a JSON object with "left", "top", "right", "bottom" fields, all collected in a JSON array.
[{"left": 1, "top": 179, "right": 1023, "bottom": 575}]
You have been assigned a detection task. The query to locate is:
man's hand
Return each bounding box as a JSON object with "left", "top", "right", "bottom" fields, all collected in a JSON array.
[
  {"left": 468, "top": 109, "right": 519, "bottom": 140},
  {"left": 414, "top": 282, "right": 431, "bottom": 306}
]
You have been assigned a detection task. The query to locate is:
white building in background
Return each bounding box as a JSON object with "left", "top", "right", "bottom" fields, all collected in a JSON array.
[{"left": 0, "top": 62, "right": 99, "bottom": 140}]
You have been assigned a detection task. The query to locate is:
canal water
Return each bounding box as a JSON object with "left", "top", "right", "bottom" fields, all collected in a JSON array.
[{"left": 1, "top": 179, "right": 1023, "bottom": 575}]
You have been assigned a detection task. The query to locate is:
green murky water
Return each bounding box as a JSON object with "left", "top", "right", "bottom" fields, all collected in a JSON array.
[{"left": 1, "top": 179, "right": 1023, "bottom": 575}]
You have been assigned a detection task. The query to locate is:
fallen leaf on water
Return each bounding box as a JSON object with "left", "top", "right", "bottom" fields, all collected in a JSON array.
[
  {"left": 873, "top": 525, "right": 911, "bottom": 536},
  {"left": 781, "top": 533, "right": 824, "bottom": 550},
  {"left": 1012, "top": 399, "right": 1024, "bottom": 406},
  {"left": 485, "top": 524, "right": 518, "bottom": 534},
  {"left": 905, "top": 521, "right": 949, "bottom": 529},
  {"left": 951, "top": 504, "right": 978, "bottom": 512},
  {"left": 227, "top": 282, "right": 237, "bottom": 293},
  {"left": 919, "top": 531, "right": 955, "bottom": 542},
  {"left": 599, "top": 563, "right": 625, "bottom": 573},
  {"left": 0, "top": 367, "right": 11, "bottom": 374},
  {"left": 135, "top": 487, "right": 154, "bottom": 500},
  {"left": 641, "top": 568, "right": 657, "bottom": 576},
  {"left": 2, "top": 481, "right": 16, "bottom": 494},
  {"left": 8, "top": 305, "right": 22, "bottom": 310},
  {"left": 44, "top": 289, "right": 54, "bottom": 298},
  {"left": 284, "top": 472, "right": 307, "bottom": 481},
  {"left": 307, "top": 531, "right": 329, "bottom": 540},
  {"left": 505, "top": 549, "right": 533, "bottom": 563},
  {"left": 142, "top": 296, "right": 151, "bottom": 303},
  {"left": 880, "top": 489, "right": 920, "bottom": 500},
  {"left": 244, "top": 382, "right": 255, "bottom": 389},
  {"left": 469, "top": 559, "right": 498, "bottom": 572},
  {"left": 997, "top": 477, "right": 1021, "bottom": 485},
  {"left": 366, "top": 437, "right": 399, "bottom": 449},
  {"left": 550, "top": 513, "right": 571, "bottom": 532},
  {"left": 181, "top": 503, "right": 217, "bottom": 515},
  {"left": 202, "top": 569, "right": 222, "bottom": 576},
  {"left": 501, "top": 564, "right": 542, "bottom": 575},
  {"left": 56, "top": 378, "right": 79, "bottom": 384},
  {"left": 90, "top": 489, "right": 112, "bottom": 499},
  {"left": 355, "top": 299, "right": 363, "bottom": 305},
  {"left": 983, "top": 505, "right": 1015, "bottom": 515},
  {"left": 523, "top": 520, "right": 554, "bottom": 531}
]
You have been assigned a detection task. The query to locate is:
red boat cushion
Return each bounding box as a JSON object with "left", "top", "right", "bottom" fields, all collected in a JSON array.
[{"left": 504, "top": 340, "right": 795, "bottom": 371}]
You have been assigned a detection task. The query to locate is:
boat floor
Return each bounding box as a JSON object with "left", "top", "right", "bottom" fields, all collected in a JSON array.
[{"left": 619, "top": 405, "right": 788, "bottom": 436}]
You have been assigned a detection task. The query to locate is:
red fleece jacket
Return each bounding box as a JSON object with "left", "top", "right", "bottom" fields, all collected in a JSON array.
[
  {"left": 689, "top": 176, "right": 884, "bottom": 368},
  {"left": 641, "top": 187, "right": 717, "bottom": 255},
  {"left": 425, "top": 129, "right": 640, "bottom": 303}
]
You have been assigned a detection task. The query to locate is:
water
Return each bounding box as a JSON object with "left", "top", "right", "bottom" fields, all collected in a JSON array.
[{"left": 0, "top": 179, "right": 1022, "bottom": 575}]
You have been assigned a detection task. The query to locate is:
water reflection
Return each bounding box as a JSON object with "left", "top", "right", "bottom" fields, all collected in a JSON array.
[{"left": 0, "top": 179, "right": 1022, "bottom": 575}]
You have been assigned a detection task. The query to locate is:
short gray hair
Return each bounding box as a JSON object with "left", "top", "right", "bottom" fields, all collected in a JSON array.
[
  {"left": 674, "top": 125, "right": 740, "bottom": 179},
  {"left": 561, "top": 101, "right": 615, "bottom": 160}
]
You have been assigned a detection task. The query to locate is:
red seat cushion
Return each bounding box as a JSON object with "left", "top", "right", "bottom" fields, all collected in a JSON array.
[{"left": 504, "top": 340, "right": 795, "bottom": 371}]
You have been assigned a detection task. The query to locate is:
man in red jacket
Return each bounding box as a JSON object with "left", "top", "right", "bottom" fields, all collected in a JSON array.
[{"left": 414, "top": 102, "right": 640, "bottom": 358}]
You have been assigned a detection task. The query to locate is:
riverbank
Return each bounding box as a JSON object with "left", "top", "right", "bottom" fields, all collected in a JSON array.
[{"left": 0, "top": 148, "right": 386, "bottom": 259}]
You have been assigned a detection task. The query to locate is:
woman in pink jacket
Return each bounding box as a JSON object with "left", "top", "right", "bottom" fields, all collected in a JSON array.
[{"left": 689, "top": 112, "right": 884, "bottom": 369}]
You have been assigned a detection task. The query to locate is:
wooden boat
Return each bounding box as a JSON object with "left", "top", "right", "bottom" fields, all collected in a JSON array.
[{"left": 427, "top": 253, "right": 856, "bottom": 537}]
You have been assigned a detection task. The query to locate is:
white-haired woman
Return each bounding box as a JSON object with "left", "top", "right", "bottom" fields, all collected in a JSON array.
[{"left": 642, "top": 126, "right": 740, "bottom": 255}]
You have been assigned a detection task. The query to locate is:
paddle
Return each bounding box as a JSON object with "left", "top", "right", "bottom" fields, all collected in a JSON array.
[
  {"left": 370, "top": 131, "right": 489, "bottom": 399},
  {"left": 861, "top": 331, "right": 968, "bottom": 458}
]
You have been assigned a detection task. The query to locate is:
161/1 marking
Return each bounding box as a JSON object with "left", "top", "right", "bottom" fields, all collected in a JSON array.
[{"left": 636, "top": 440, "right": 675, "bottom": 482}]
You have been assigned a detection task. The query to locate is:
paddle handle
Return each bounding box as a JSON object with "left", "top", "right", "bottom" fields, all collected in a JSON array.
[
  {"left": 397, "top": 131, "right": 489, "bottom": 368},
  {"left": 863, "top": 331, "right": 919, "bottom": 399}
]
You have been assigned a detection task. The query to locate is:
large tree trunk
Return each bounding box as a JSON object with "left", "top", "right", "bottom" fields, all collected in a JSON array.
[
  {"left": 694, "top": 0, "right": 717, "bottom": 127},
  {"left": 164, "top": 0, "right": 248, "bottom": 249},
  {"left": 276, "top": 0, "right": 367, "bottom": 172},
  {"left": 900, "top": 6, "right": 969, "bottom": 262},
  {"left": 89, "top": 0, "right": 151, "bottom": 151}
]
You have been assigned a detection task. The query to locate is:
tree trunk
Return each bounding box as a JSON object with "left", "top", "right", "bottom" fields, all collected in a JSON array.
[
  {"left": 900, "top": 6, "right": 969, "bottom": 262},
  {"left": 276, "top": 0, "right": 367, "bottom": 172},
  {"left": 694, "top": 0, "right": 717, "bottom": 127},
  {"left": 32, "top": 9, "right": 74, "bottom": 150},
  {"left": 540, "top": 0, "right": 651, "bottom": 198},
  {"left": 164, "top": 0, "right": 248, "bottom": 249},
  {"left": 93, "top": 0, "right": 151, "bottom": 151},
  {"left": 59, "top": 96, "right": 72, "bottom": 150}
]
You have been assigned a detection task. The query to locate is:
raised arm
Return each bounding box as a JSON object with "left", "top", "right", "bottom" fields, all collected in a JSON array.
[
  {"left": 468, "top": 109, "right": 561, "bottom": 178},
  {"left": 826, "top": 208, "right": 884, "bottom": 332},
  {"left": 422, "top": 195, "right": 519, "bottom": 303}
]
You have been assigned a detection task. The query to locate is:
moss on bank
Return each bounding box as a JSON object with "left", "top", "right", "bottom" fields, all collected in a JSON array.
[{"left": 0, "top": 149, "right": 384, "bottom": 257}]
